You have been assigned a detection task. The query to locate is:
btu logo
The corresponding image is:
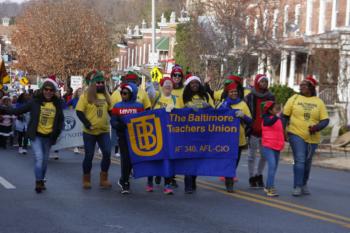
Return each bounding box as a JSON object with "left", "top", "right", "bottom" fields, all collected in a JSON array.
[{"left": 127, "top": 114, "right": 163, "bottom": 156}]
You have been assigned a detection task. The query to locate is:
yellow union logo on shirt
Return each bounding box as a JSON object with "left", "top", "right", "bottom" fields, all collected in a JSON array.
[{"left": 127, "top": 114, "right": 163, "bottom": 156}]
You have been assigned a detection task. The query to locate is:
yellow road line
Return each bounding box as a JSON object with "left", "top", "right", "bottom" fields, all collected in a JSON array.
[
  {"left": 96, "top": 155, "right": 350, "bottom": 228},
  {"left": 196, "top": 183, "right": 350, "bottom": 229},
  {"left": 197, "top": 179, "right": 350, "bottom": 223}
]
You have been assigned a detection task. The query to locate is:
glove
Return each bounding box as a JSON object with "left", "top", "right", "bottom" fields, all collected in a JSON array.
[
  {"left": 235, "top": 110, "right": 244, "bottom": 118},
  {"left": 192, "top": 106, "right": 199, "bottom": 112},
  {"left": 309, "top": 125, "right": 318, "bottom": 135},
  {"left": 165, "top": 104, "right": 174, "bottom": 113},
  {"left": 202, "top": 102, "right": 210, "bottom": 108}
]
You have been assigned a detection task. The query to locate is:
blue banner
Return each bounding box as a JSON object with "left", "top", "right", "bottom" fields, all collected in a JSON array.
[{"left": 123, "top": 108, "right": 240, "bottom": 178}]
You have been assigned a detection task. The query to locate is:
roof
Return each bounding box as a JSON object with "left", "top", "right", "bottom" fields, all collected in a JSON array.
[{"left": 156, "top": 37, "right": 169, "bottom": 51}]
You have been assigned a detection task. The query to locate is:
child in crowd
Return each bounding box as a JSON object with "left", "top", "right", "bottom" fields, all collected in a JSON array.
[
  {"left": 0, "top": 96, "right": 16, "bottom": 149},
  {"left": 261, "top": 101, "right": 284, "bottom": 197}
]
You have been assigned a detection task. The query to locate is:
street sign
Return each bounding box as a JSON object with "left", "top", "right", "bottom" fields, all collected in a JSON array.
[
  {"left": 150, "top": 67, "right": 163, "bottom": 83},
  {"left": 19, "top": 77, "right": 29, "bottom": 86}
]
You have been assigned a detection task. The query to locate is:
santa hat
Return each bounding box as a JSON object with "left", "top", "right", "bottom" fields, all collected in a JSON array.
[
  {"left": 184, "top": 74, "right": 201, "bottom": 86},
  {"left": 120, "top": 83, "right": 133, "bottom": 93},
  {"left": 304, "top": 75, "right": 318, "bottom": 87},
  {"left": 160, "top": 77, "right": 174, "bottom": 87},
  {"left": 225, "top": 82, "right": 238, "bottom": 92},
  {"left": 255, "top": 74, "right": 268, "bottom": 84},
  {"left": 43, "top": 75, "right": 59, "bottom": 90},
  {"left": 262, "top": 101, "right": 275, "bottom": 114}
]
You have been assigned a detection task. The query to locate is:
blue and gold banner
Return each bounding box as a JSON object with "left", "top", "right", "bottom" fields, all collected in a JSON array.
[{"left": 123, "top": 108, "right": 240, "bottom": 178}]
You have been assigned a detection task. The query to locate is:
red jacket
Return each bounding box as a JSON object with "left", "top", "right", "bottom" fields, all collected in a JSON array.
[{"left": 262, "top": 114, "right": 284, "bottom": 151}]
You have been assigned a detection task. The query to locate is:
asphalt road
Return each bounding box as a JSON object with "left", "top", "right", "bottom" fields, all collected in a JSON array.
[{"left": 0, "top": 147, "right": 350, "bottom": 233}]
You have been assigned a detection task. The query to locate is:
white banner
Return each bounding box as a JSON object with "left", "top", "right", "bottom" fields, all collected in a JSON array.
[
  {"left": 52, "top": 110, "right": 84, "bottom": 150},
  {"left": 70, "top": 76, "right": 83, "bottom": 92}
]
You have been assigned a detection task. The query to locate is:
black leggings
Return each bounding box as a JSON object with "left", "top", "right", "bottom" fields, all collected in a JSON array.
[{"left": 17, "top": 131, "right": 28, "bottom": 149}]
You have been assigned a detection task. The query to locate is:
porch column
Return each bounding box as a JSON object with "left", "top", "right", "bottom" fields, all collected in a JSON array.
[
  {"left": 318, "top": 0, "right": 326, "bottom": 33},
  {"left": 258, "top": 52, "right": 266, "bottom": 74},
  {"left": 127, "top": 48, "right": 131, "bottom": 68},
  {"left": 346, "top": 0, "right": 350, "bottom": 26},
  {"left": 331, "top": 0, "right": 338, "bottom": 30},
  {"left": 280, "top": 50, "right": 288, "bottom": 85},
  {"left": 306, "top": 0, "right": 313, "bottom": 35},
  {"left": 266, "top": 56, "right": 273, "bottom": 84},
  {"left": 288, "top": 51, "right": 296, "bottom": 87}
]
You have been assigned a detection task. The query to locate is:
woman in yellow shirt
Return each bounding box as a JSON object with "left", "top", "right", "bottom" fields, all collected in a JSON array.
[
  {"left": 283, "top": 76, "right": 329, "bottom": 196},
  {"left": 76, "top": 71, "right": 112, "bottom": 190},
  {"left": 217, "top": 82, "right": 252, "bottom": 192},
  {"left": 182, "top": 75, "right": 214, "bottom": 194},
  {"left": 0, "top": 76, "right": 64, "bottom": 193}
]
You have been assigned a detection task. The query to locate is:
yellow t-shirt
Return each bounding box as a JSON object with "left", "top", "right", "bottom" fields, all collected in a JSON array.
[
  {"left": 37, "top": 102, "right": 56, "bottom": 135},
  {"left": 76, "top": 93, "right": 110, "bottom": 135},
  {"left": 171, "top": 87, "right": 184, "bottom": 99},
  {"left": 184, "top": 94, "right": 214, "bottom": 109},
  {"left": 217, "top": 100, "right": 251, "bottom": 146},
  {"left": 152, "top": 92, "right": 184, "bottom": 109},
  {"left": 283, "top": 94, "right": 329, "bottom": 144},
  {"left": 111, "top": 88, "right": 151, "bottom": 109}
]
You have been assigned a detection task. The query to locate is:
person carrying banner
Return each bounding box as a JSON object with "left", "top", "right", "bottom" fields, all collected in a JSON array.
[
  {"left": 110, "top": 82, "right": 145, "bottom": 194},
  {"left": 217, "top": 82, "right": 252, "bottom": 192},
  {"left": 170, "top": 65, "right": 185, "bottom": 99},
  {"left": 0, "top": 76, "right": 64, "bottom": 193},
  {"left": 204, "top": 73, "right": 249, "bottom": 104},
  {"left": 182, "top": 74, "right": 214, "bottom": 194},
  {"left": 76, "top": 71, "right": 112, "bottom": 190},
  {"left": 245, "top": 74, "right": 275, "bottom": 189},
  {"left": 110, "top": 71, "right": 152, "bottom": 110},
  {"left": 145, "top": 77, "right": 184, "bottom": 195},
  {"left": 261, "top": 101, "right": 284, "bottom": 197},
  {"left": 282, "top": 76, "right": 329, "bottom": 196}
]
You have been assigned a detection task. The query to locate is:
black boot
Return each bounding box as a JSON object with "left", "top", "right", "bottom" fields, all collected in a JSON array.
[
  {"left": 35, "top": 181, "right": 43, "bottom": 193},
  {"left": 256, "top": 175, "right": 264, "bottom": 188},
  {"left": 225, "top": 178, "right": 234, "bottom": 193},
  {"left": 249, "top": 176, "right": 257, "bottom": 188}
]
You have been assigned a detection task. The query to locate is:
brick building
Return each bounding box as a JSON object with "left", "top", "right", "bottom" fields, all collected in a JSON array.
[{"left": 116, "top": 11, "right": 190, "bottom": 75}]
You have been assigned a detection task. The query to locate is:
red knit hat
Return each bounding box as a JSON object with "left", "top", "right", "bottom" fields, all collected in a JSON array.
[
  {"left": 160, "top": 77, "right": 174, "bottom": 87},
  {"left": 171, "top": 65, "right": 184, "bottom": 79},
  {"left": 305, "top": 75, "right": 318, "bottom": 87},
  {"left": 225, "top": 82, "right": 238, "bottom": 92},
  {"left": 124, "top": 71, "right": 139, "bottom": 81},
  {"left": 226, "top": 74, "right": 242, "bottom": 84},
  {"left": 120, "top": 83, "right": 133, "bottom": 93}
]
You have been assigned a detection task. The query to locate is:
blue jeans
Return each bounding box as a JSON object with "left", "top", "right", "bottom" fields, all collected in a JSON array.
[
  {"left": 262, "top": 147, "right": 280, "bottom": 188},
  {"left": 83, "top": 132, "right": 111, "bottom": 174},
  {"left": 31, "top": 136, "right": 52, "bottom": 181},
  {"left": 288, "top": 133, "right": 318, "bottom": 188}
]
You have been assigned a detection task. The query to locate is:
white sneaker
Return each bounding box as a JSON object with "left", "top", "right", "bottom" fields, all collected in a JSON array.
[
  {"left": 22, "top": 148, "right": 27, "bottom": 154},
  {"left": 73, "top": 147, "right": 79, "bottom": 154},
  {"left": 115, "top": 153, "right": 120, "bottom": 157},
  {"left": 18, "top": 147, "right": 23, "bottom": 154},
  {"left": 50, "top": 152, "right": 59, "bottom": 160}
]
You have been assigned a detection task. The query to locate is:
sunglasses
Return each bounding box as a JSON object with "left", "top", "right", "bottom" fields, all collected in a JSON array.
[
  {"left": 44, "top": 88, "right": 54, "bottom": 92},
  {"left": 121, "top": 91, "right": 130, "bottom": 96},
  {"left": 172, "top": 73, "right": 182, "bottom": 78},
  {"left": 96, "top": 81, "right": 105, "bottom": 84}
]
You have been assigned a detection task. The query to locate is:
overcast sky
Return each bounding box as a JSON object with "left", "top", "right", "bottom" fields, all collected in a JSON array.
[{"left": 0, "top": 0, "right": 28, "bottom": 3}]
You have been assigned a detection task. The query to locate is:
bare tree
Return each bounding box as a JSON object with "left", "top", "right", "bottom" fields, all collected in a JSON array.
[{"left": 12, "top": 0, "right": 112, "bottom": 81}]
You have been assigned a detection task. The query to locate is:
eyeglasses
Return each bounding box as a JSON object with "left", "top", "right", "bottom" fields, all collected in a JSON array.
[
  {"left": 44, "top": 88, "right": 54, "bottom": 92},
  {"left": 121, "top": 91, "right": 130, "bottom": 96},
  {"left": 96, "top": 81, "right": 105, "bottom": 84},
  {"left": 172, "top": 73, "right": 182, "bottom": 78}
]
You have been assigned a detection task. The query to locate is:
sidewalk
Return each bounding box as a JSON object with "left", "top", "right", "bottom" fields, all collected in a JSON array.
[{"left": 281, "top": 149, "right": 350, "bottom": 172}]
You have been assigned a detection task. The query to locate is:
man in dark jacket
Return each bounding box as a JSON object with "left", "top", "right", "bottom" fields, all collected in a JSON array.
[{"left": 245, "top": 74, "right": 275, "bottom": 188}]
